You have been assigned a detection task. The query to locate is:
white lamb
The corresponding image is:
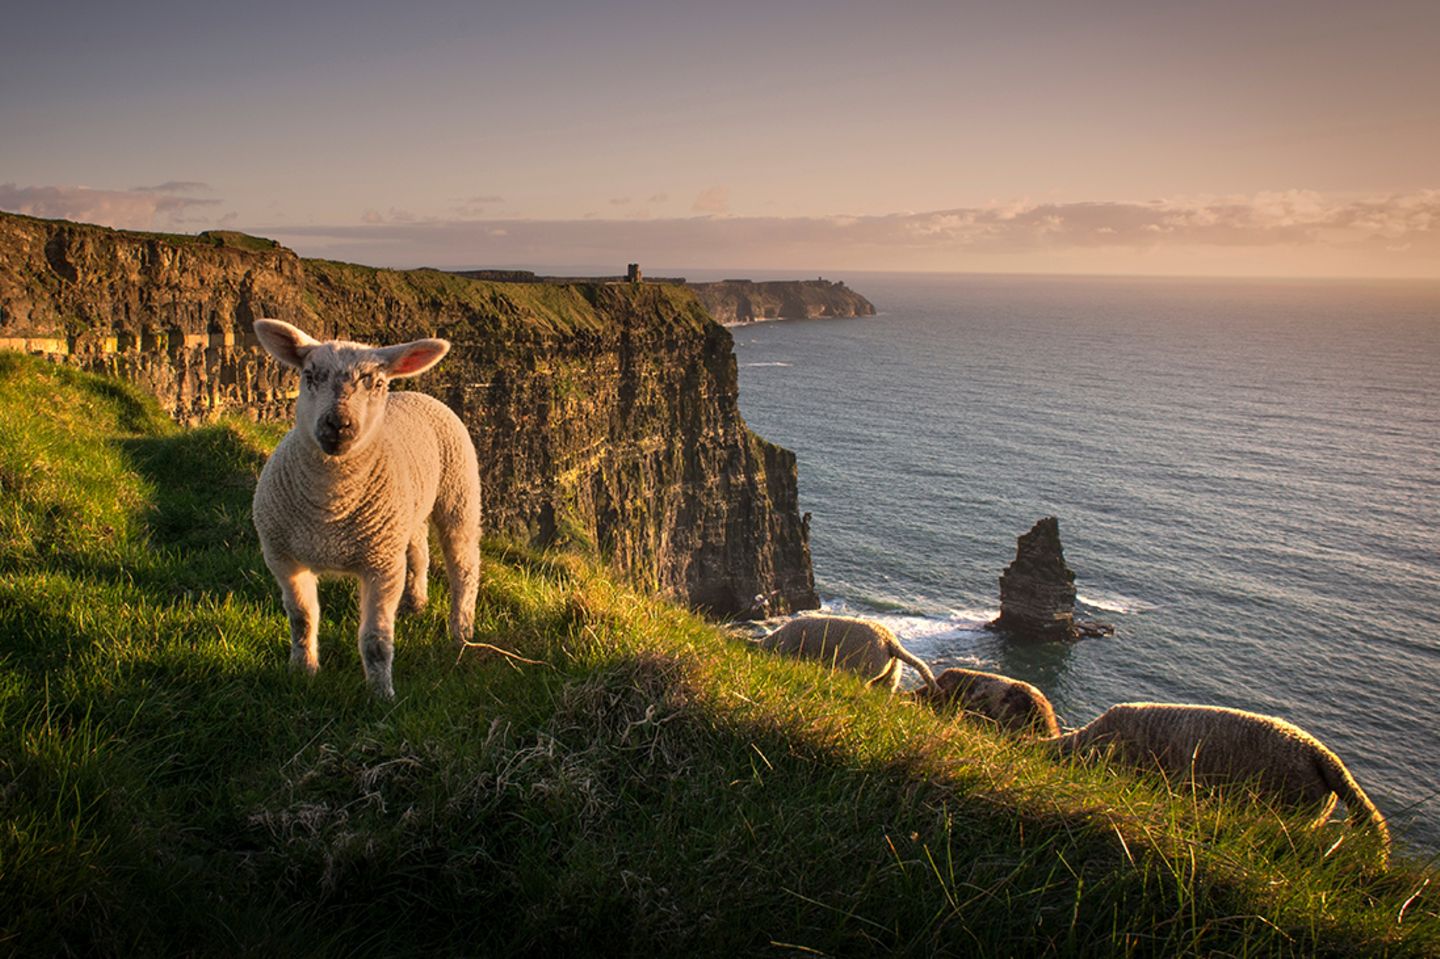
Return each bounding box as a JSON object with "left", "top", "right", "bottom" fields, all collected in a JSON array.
[{"left": 251, "top": 318, "right": 482, "bottom": 698}]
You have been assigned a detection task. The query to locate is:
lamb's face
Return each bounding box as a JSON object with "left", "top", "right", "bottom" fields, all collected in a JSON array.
[
  {"left": 252, "top": 319, "right": 452, "bottom": 459},
  {"left": 296, "top": 345, "right": 392, "bottom": 457}
]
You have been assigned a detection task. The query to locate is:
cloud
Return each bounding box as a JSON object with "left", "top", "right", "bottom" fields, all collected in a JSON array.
[
  {"left": 609, "top": 196, "right": 632, "bottom": 206},
  {"left": 466, "top": 194, "right": 504, "bottom": 204},
  {"left": 647, "top": 193, "right": 669, "bottom": 204},
  {"left": 250, "top": 188, "right": 1440, "bottom": 277},
  {"left": 359, "top": 207, "right": 418, "bottom": 224},
  {"left": 130, "top": 180, "right": 213, "bottom": 194},
  {"left": 0, "top": 182, "right": 220, "bottom": 229},
  {"left": 691, "top": 186, "right": 729, "bottom": 215}
]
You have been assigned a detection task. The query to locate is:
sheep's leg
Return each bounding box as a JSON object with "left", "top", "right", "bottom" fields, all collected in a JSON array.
[
  {"left": 399, "top": 525, "right": 430, "bottom": 615},
  {"left": 266, "top": 556, "right": 320, "bottom": 675},
  {"left": 436, "top": 520, "right": 480, "bottom": 644},
  {"left": 357, "top": 565, "right": 404, "bottom": 698},
  {"left": 866, "top": 658, "right": 902, "bottom": 692}
]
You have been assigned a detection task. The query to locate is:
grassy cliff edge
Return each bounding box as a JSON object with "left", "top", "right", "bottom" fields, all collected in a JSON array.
[{"left": 1, "top": 352, "right": 1436, "bottom": 956}]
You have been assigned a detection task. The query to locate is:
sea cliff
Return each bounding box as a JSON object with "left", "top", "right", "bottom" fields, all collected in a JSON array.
[
  {"left": 0, "top": 212, "right": 818, "bottom": 615},
  {"left": 452, "top": 270, "right": 877, "bottom": 326},
  {"left": 687, "top": 278, "right": 875, "bottom": 325}
]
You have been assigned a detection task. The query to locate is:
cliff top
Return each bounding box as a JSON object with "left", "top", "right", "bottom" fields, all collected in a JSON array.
[
  {"left": 1, "top": 351, "right": 1431, "bottom": 956},
  {"left": 0, "top": 211, "right": 716, "bottom": 341}
]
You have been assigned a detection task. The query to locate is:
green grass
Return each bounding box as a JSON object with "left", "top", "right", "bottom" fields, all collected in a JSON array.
[{"left": 0, "top": 351, "right": 1436, "bottom": 957}]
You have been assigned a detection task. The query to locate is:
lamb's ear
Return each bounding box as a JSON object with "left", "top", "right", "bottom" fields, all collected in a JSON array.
[
  {"left": 375, "top": 338, "right": 450, "bottom": 378},
  {"left": 253, "top": 319, "right": 321, "bottom": 369}
]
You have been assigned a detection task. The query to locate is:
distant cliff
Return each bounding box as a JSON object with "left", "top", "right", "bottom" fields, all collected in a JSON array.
[
  {"left": 454, "top": 270, "right": 877, "bottom": 327},
  {"left": 687, "top": 279, "right": 875, "bottom": 325},
  {"left": 0, "top": 213, "right": 818, "bottom": 616}
]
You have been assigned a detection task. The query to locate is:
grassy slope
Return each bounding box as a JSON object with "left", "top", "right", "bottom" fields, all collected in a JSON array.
[{"left": 0, "top": 353, "right": 1436, "bottom": 958}]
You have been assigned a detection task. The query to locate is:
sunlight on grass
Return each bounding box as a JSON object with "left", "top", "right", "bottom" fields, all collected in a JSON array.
[{"left": 0, "top": 352, "right": 1436, "bottom": 956}]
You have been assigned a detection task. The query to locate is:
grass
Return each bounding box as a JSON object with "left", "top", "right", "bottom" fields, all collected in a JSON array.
[{"left": 0, "top": 351, "right": 1437, "bottom": 957}]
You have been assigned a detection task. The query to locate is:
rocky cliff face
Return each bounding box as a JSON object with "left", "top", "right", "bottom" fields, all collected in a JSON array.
[
  {"left": 0, "top": 213, "right": 818, "bottom": 616},
  {"left": 688, "top": 279, "right": 875, "bottom": 325}
]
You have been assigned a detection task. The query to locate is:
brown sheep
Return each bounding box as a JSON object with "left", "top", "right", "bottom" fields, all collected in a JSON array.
[
  {"left": 759, "top": 615, "right": 938, "bottom": 693},
  {"left": 917, "top": 667, "right": 1060, "bottom": 737},
  {"left": 1047, "top": 702, "right": 1390, "bottom": 863}
]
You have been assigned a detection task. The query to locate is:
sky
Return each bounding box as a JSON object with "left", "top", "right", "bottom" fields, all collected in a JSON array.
[{"left": 3, "top": 0, "right": 1438, "bottom": 278}]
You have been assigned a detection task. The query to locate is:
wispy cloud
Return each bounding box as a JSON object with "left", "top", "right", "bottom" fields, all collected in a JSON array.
[
  {"left": 130, "top": 180, "right": 213, "bottom": 194},
  {"left": 259, "top": 190, "right": 1440, "bottom": 276},
  {"left": 0, "top": 182, "right": 220, "bottom": 229},
  {"left": 360, "top": 207, "right": 420, "bottom": 224},
  {"left": 691, "top": 186, "right": 729, "bottom": 215}
]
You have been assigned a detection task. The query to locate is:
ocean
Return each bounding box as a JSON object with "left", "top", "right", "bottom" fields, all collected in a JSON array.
[{"left": 730, "top": 272, "right": 1440, "bottom": 855}]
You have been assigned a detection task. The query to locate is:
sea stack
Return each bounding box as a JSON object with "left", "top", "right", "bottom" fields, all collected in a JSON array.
[
  {"left": 989, "top": 517, "right": 1113, "bottom": 640},
  {"left": 993, "top": 517, "right": 1077, "bottom": 639}
]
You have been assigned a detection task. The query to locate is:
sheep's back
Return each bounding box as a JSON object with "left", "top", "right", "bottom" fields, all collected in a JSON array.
[
  {"left": 1081, "top": 703, "right": 1335, "bottom": 805},
  {"left": 762, "top": 616, "right": 895, "bottom": 674},
  {"left": 385, "top": 391, "right": 481, "bottom": 529}
]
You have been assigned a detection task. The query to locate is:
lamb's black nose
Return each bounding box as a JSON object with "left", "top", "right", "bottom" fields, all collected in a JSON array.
[{"left": 321, "top": 411, "right": 356, "bottom": 436}]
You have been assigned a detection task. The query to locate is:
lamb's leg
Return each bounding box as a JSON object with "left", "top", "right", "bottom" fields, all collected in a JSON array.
[
  {"left": 399, "top": 524, "right": 430, "bottom": 615},
  {"left": 357, "top": 565, "right": 405, "bottom": 698},
  {"left": 266, "top": 555, "right": 320, "bottom": 675},
  {"left": 436, "top": 519, "right": 481, "bottom": 644}
]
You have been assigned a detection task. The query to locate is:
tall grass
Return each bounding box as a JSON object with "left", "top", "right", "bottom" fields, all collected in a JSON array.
[{"left": 0, "top": 352, "right": 1435, "bottom": 957}]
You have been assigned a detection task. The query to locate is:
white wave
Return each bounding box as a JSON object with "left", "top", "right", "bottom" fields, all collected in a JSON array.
[
  {"left": 742, "top": 361, "right": 793, "bottom": 367},
  {"left": 816, "top": 597, "right": 994, "bottom": 645},
  {"left": 1077, "top": 592, "right": 1152, "bottom": 614}
]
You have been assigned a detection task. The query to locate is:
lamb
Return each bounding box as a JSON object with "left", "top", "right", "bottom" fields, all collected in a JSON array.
[
  {"left": 1047, "top": 702, "right": 1390, "bottom": 861},
  {"left": 916, "top": 667, "right": 1061, "bottom": 737},
  {"left": 759, "top": 614, "right": 939, "bottom": 693},
  {"left": 250, "top": 318, "right": 482, "bottom": 698}
]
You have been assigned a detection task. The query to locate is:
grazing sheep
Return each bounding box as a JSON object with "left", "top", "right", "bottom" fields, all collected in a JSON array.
[
  {"left": 917, "top": 667, "right": 1060, "bottom": 737},
  {"left": 1047, "top": 702, "right": 1390, "bottom": 860},
  {"left": 760, "top": 615, "right": 938, "bottom": 693},
  {"left": 251, "top": 319, "right": 482, "bottom": 698}
]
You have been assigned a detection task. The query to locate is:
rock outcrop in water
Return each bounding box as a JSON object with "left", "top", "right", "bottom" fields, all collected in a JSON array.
[
  {"left": 0, "top": 212, "right": 819, "bottom": 617},
  {"left": 989, "top": 517, "right": 1112, "bottom": 640}
]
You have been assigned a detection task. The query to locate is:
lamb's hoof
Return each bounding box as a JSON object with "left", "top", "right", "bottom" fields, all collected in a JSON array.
[
  {"left": 289, "top": 650, "right": 319, "bottom": 676},
  {"left": 398, "top": 592, "right": 428, "bottom": 616}
]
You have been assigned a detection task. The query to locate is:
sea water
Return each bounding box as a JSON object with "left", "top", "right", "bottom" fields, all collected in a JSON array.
[{"left": 730, "top": 273, "right": 1440, "bottom": 854}]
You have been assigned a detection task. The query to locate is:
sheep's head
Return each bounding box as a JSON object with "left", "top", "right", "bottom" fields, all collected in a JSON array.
[{"left": 253, "top": 319, "right": 450, "bottom": 457}]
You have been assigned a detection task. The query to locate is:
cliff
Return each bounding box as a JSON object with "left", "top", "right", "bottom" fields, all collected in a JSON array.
[
  {"left": 0, "top": 212, "right": 818, "bottom": 616},
  {"left": 451, "top": 270, "right": 877, "bottom": 327},
  {"left": 687, "top": 278, "right": 875, "bottom": 325}
]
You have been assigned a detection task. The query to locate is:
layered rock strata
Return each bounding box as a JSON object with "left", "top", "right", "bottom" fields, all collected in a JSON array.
[
  {"left": 990, "top": 517, "right": 1111, "bottom": 640},
  {"left": 0, "top": 213, "right": 819, "bottom": 616}
]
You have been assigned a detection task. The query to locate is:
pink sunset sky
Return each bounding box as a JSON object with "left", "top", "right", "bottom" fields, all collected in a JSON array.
[{"left": 3, "top": 0, "right": 1437, "bottom": 278}]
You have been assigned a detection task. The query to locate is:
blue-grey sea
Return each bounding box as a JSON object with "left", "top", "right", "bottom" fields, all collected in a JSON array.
[{"left": 730, "top": 273, "right": 1440, "bottom": 855}]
